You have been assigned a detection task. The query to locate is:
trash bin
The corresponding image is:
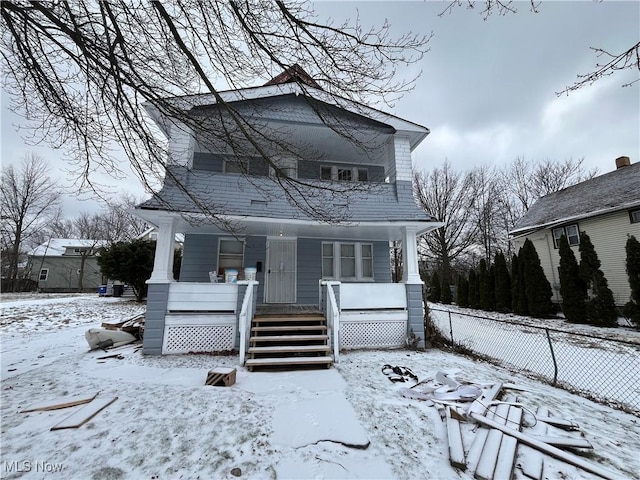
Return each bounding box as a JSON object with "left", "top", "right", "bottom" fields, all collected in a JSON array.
[
  {"left": 98, "top": 285, "right": 107, "bottom": 296},
  {"left": 113, "top": 284, "right": 124, "bottom": 297}
]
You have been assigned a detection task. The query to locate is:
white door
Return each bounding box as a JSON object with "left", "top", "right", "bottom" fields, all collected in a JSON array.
[{"left": 265, "top": 239, "right": 297, "bottom": 303}]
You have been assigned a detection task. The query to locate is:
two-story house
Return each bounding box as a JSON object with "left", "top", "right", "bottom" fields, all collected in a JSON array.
[
  {"left": 134, "top": 67, "right": 441, "bottom": 368},
  {"left": 511, "top": 157, "right": 640, "bottom": 308},
  {"left": 27, "top": 238, "right": 104, "bottom": 293}
]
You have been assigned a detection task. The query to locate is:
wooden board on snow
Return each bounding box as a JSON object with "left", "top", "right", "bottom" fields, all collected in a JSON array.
[
  {"left": 466, "top": 405, "right": 496, "bottom": 474},
  {"left": 21, "top": 393, "right": 98, "bottom": 413},
  {"left": 518, "top": 406, "right": 548, "bottom": 480},
  {"left": 50, "top": 397, "right": 117, "bottom": 430},
  {"left": 475, "top": 402, "right": 510, "bottom": 480},
  {"left": 467, "top": 383, "right": 502, "bottom": 418},
  {"left": 446, "top": 406, "right": 466, "bottom": 470},
  {"left": 470, "top": 412, "right": 618, "bottom": 480},
  {"left": 493, "top": 403, "right": 523, "bottom": 480}
]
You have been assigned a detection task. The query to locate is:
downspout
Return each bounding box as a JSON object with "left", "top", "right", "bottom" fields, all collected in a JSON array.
[{"left": 544, "top": 233, "right": 560, "bottom": 302}]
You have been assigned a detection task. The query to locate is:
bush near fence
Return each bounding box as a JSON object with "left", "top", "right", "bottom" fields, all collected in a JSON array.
[{"left": 429, "top": 307, "right": 640, "bottom": 415}]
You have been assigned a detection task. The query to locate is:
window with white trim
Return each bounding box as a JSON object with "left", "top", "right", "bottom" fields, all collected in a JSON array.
[
  {"left": 630, "top": 209, "right": 640, "bottom": 224},
  {"left": 552, "top": 224, "right": 580, "bottom": 248},
  {"left": 218, "top": 239, "right": 244, "bottom": 275},
  {"left": 39, "top": 269, "right": 49, "bottom": 281},
  {"left": 321, "top": 242, "right": 374, "bottom": 281}
]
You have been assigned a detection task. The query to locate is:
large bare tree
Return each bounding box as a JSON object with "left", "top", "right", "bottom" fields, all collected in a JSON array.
[
  {"left": 1, "top": 1, "right": 430, "bottom": 225},
  {"left": 501, "top": 156, "right": 598, "bottom": 225},
  {"left": 413, "top": 161, "right": 479, "bottom": 283},
  {"left": 0, "top": 153, "right": 61, "bottom": 291}
]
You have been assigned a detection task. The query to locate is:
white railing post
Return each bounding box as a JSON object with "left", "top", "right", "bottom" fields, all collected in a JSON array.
[
  {"left": 322, "top": 281, "right": 341, "bottom": 364},
  {"left": 238, "top": 280, "right": 257, "bottom": 367}
]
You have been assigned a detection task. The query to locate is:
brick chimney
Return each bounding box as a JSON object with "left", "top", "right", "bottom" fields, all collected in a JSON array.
[{"left": 616, "top": 156, "right": 631, "bottom": 169}]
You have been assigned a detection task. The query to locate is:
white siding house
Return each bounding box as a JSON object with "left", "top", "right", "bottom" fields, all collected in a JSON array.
[{"left": 511, "top": 157, "right": 640, "bottom": 307}]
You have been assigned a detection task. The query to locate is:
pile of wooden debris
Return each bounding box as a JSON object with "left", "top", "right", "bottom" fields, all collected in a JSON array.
[
  {"left": 392, "top": 369, "right": 618, "bottom": 480},
  {"left": 85, "top": 313, "right": 145, "bottom": 351}
]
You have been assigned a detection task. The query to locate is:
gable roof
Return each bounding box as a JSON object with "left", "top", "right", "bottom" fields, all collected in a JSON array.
[
  {"left": 144, "top": 69, "right": 429, "bottom": 149},
  {"left": 30, "top": 239, "right": 104, "bottom": 257},
  {"left": 263, "top": 64, "right": 322, "bottom": 89},
  {"left": 511, "top": 162, "right": 640, "bottom": 235}
]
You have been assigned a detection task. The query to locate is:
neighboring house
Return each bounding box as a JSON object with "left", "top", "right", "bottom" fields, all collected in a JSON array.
[
  {"left": 27, "top": 239, "right": 105, "bottom": 293},
  {"left": 510, "top": 157, "right": 640, "bottom": 307},
  {"left": 134, "top": 66, "right": 442, "bottom": 366},
  {"left": 136, "top": 226, "right": 185, "bottom": 248}
]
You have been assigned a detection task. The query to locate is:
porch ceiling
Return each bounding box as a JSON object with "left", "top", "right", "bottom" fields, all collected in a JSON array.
[{"left": 136, "top": 210, "right": 441, "bottom": 241}]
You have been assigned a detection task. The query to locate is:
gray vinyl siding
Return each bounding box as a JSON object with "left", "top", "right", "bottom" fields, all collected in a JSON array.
[
  {"left": 180, "top": 234, "right": 266, "bottom": 300},
  {"left": 406, "top": 284, "right": 425, "bottom": 349},
  {"left": 143, "top": 283, "right": 170, "bottom": 354},
  {"left": 373, "top": 242, "right": 392, "bottom": 282},
  {"left": 179, "top": 234, "right": 217, "bottom": 282},
  {"left": 29, "top": 256, "right": 104, "bottom": 292},
  {"left": 140, "top": 168, "right": 435, "bottom": 223},
  {"left": 243, "top": 236, "right": 266, "bottom": 302},
  {"left": 297, "top": 238, "right": 323, "bottom": 304}
]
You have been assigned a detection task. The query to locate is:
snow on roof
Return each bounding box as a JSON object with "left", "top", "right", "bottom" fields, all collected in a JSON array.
[
  {"left": 511, "top": 161, "right": 640, "bottom": 235},
  {"left": 30, "top": 239, "right": 104, "bottom": 257}
]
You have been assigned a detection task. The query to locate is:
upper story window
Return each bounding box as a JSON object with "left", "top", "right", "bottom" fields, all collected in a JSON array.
[
  {"left": 320, "top": 166, "right": 369, "bottom": 182},
  {"left": 552, "top": 224, "right": 579, "bottom": 248},
  {"left": 269, "top": 158, "right": 297, "bottom": 179},
  {"left": 39, "top": 269, "right": 48, "bottom": 281},
  {"left": 630, "top": 209, "right": 640, "bottom": 224},
  {"left": 321, "top": 242, "right": 374, "bottom": 281},
  {"left": 224, "top": 157, "right": 249, "bottom": 174}
]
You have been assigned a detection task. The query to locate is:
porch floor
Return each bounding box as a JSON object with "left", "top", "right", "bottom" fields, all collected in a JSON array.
[{"left": 255, "top": 304, "right": 322, "bottom": 315}]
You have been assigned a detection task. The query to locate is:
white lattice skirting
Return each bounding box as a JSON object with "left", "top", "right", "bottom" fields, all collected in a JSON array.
[
  {"left": 340, "top": 320, "right": 407, "bottom": 349},
  {"left": 163, "top": 325, "right": 235, "bottom": 354}
]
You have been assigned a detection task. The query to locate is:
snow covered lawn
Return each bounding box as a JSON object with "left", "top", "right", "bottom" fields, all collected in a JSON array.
[{"left": 1, "top": 294, "right": 639, "bottom": 479}]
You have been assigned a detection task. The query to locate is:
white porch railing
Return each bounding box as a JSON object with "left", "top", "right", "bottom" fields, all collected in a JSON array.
[
  {"left": 323, "top": 281, "right": 341, "bottom": 364},
  {"left": 238, "top": 281, "right": 257, "bottom": 366},
  {"left": 321, "top": 281, "right": 409, "bottom": 352},
  {"left": 163, "top": 282, "right": 238, "bottom": 354}
]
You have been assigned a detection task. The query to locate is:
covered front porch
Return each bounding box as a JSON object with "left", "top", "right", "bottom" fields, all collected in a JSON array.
[{"left": 139, "top": 211, "right": 438, "bottom": 365}]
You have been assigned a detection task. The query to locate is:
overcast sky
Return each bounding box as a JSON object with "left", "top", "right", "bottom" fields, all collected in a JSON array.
[{"left": 1, "top": 1, "right": 639, "bottom": 217}]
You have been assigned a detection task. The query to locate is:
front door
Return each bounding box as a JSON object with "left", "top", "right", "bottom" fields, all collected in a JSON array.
[{"left": 264, "top": 239, "right": 297, "bottom": 303}]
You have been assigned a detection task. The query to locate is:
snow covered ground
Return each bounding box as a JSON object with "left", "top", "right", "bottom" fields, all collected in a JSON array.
[
  {"left": 429, "top": 304, "right": 640, "bottom": 413},
  {"left": 1, "top": 294, "right": 639, "bottom": 479}
]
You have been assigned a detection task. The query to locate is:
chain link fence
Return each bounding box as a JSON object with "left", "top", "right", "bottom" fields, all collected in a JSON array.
[{"left": 429, "top": 307, "right": 640, "bottom": 415}]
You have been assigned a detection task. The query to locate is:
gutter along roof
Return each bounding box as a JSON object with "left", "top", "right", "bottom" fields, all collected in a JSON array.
[{"left": 511, "top": 162, "right": 640, "bottom": 236}]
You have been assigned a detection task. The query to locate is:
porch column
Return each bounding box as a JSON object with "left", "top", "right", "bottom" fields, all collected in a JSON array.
[
  {"left": 147, "top": 216, "right": 177, "bottom": 284},
  {"left": 401, "top": 226, "right": 422, "bottom": 284}
]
